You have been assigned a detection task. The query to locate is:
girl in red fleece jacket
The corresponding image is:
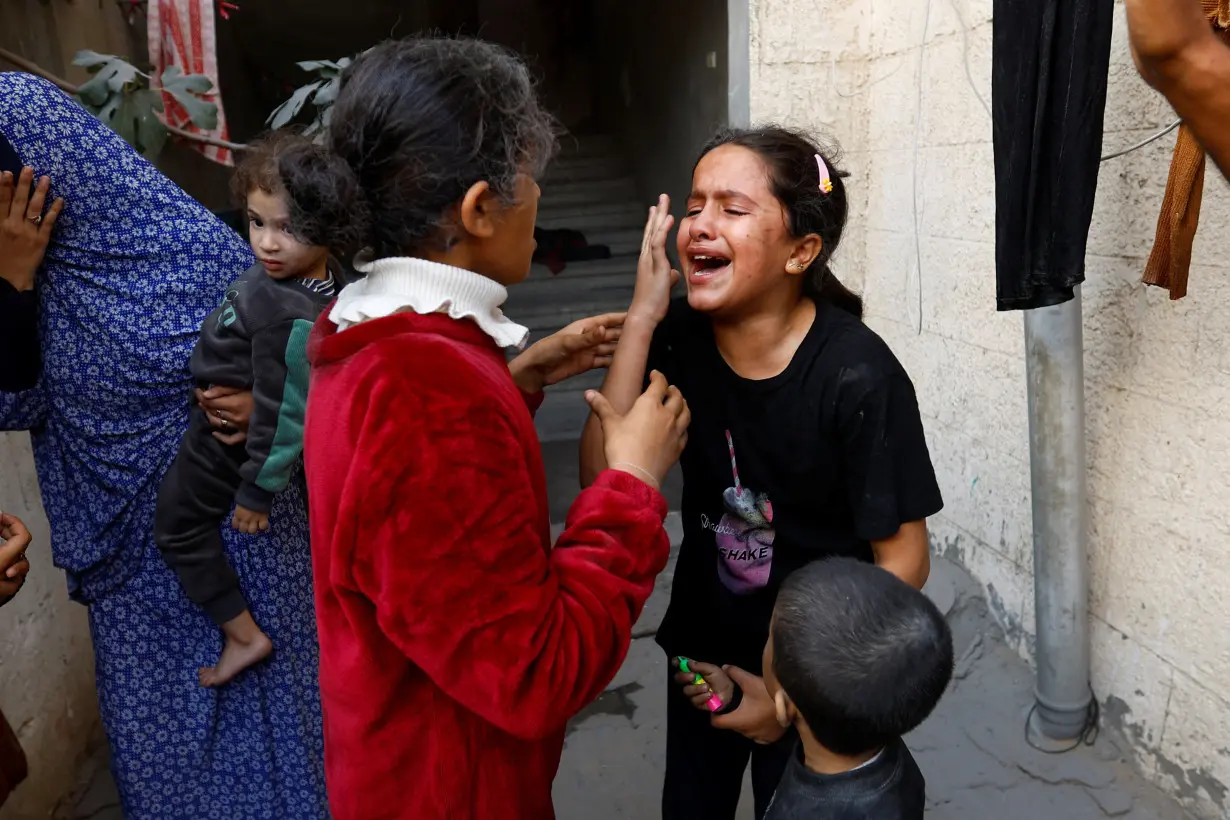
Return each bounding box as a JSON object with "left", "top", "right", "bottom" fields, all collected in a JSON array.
[{"left": 281, "top": 37, "right": 691, "bottom": 820}]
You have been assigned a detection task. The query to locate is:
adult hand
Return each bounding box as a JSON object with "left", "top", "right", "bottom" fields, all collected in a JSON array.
[
  {"left": 585, "top": 370, "right": 689, "bottom": 490},
  {"left": 0, "top": 167, "right": 64, "bottom": 292},
  {"left": 195, "top": 386, "right": 254, "bottom": 445},
  {"left": 711, "top": 666, "right": 789, "bottom": 745},
  {"left": 1125, "top": 0, "right": 1217, "bottom": 82},
  {"left": 508, "top": 312, "right": 626, "bottom": 394},
  {"left": 0, "top": 513, "right": 33, "bottom": 607},
  {"left": 627, "top": 195, "right": 679, "bottom": 327}
]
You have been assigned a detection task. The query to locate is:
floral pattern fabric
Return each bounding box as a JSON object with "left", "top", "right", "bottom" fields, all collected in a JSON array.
[{"left": 0, "top": 73, "right": 328, "bottom": 819}]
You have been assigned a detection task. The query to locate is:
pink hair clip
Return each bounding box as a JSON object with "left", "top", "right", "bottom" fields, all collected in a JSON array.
[{"left": 815, "top": 154, "right": 833, "bottom": 194}]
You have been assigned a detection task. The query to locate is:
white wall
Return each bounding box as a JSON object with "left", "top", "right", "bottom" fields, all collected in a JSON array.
[
  {"left": 749, "top": 0, "right": 1230, "bottom": 815},
  {"left": 0, "top": 433, "right": 98, "bottom": 820}
]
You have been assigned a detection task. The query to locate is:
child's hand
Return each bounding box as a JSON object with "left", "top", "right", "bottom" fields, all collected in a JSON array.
[
  {"left": 628, "top": 194, "right": 679, "bottom": 327},
  {"left": 672, "top": 658, "right": 735, "bottom": 712},
  {"left": 711, "top": 665, "right": 789, "bottom": 745},
  {"left": 231, "top": 506, "right": 269, "bottom": 534},
  {"left": 0, "top": 513, "right": 32, "bottom": 606},
  {"left": 587, "top": 370, "right": 690, "bottom": 490}
]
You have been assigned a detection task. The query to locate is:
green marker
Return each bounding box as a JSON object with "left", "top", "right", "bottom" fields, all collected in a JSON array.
[{"left": 676, "top": 656, "right": 723, "bottom": 712}]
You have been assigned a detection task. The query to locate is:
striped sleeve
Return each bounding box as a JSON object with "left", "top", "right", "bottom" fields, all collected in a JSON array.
[{"left": 236, "top": 318, "right": 313, "bottom": 512}]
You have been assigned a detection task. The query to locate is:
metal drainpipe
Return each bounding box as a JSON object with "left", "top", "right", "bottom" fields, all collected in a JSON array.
[
  {"left": 1023, "top": 289, "right": 1092, "bottom": 740},
  {"left": 727, "top": 0, "right": 751, "bottom": 129}
]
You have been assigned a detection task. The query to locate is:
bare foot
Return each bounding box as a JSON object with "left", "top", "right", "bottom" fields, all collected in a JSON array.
[{"left": 199, "top": 610, "right": 274, "bottom": 687}]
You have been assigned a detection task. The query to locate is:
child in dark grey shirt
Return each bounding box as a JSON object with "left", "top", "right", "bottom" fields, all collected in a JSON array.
[
  {"left": 155, "top": 132, "right": 342, "bottom": 688},
  {"left": 691, "top": 558, "right": 953, "bottom": 819}
]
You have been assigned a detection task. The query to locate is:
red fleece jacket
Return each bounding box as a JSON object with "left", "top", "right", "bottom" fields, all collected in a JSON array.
[{"left": 304, "top": 311, "right": 670, "bottom": 820}]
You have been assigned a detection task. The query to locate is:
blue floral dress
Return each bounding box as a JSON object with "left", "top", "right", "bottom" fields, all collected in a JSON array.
[{"left": 0, "top": 73, "right": 328, "bottom": 819}]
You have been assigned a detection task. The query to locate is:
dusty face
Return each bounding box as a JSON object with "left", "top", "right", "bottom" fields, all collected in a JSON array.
[
  {"left": 480, "top": 173, "right": 540, "bottom": 287},
  {"left": 677, "top": 144, "right": 802, "bottom": 317},
  {"left": 246, "top": 188, "right": 329, "bottom": 280}
]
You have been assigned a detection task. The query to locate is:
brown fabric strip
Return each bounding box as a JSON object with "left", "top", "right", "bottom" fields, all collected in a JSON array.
[{"left": 1142, "top": 124, "right": 1205, "bottom": 299}]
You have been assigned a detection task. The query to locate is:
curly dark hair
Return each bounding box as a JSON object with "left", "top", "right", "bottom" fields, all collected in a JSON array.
[
  {"left": 697, "top": 127, "right": 862, "bottom": 319},
  {"left": 279, "top": 36, "right": 558, "bottom": 259},
  {"left": 230, "top": 129, "right": 353, "bottom": 248}
]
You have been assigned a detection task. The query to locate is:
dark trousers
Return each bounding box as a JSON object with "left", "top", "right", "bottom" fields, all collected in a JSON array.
[
  {"left": 991, "top": 0, "right": 1114, "bottom": 311},
  {"left": 662, "top": 669, "right": 796, "bottom": 820},
  {"left": 154, "top": 407, "right": 248, "bottom": 626}
]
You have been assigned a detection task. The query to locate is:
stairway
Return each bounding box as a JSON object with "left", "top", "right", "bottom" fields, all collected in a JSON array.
[{"left": 507, "top": 133, "right": 647, "bottom": 443}]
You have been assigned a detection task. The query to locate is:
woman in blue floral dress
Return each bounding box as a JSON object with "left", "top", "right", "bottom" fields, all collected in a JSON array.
[{"left": 0, "top": 73, "right": 328, "bottom": 819}]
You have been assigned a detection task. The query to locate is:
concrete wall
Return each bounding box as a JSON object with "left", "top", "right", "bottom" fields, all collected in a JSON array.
[
  {"left": 747, "top": 0, "right": 1230, "bottom": 815},
  {"left": 594, "top": 0, "right": 729, "bottom": 228}
]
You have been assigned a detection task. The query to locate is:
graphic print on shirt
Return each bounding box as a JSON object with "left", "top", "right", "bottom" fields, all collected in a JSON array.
[
  {"left": 214, "top": 285, "right": 241, "bottom": 331},
  {"left": 709, "top": 429, "right": 775, "bottom": 594}
]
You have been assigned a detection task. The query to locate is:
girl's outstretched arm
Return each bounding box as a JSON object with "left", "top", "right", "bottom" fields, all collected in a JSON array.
[{"left": 581, "top": 195, "right": 678, "bottom": 486}]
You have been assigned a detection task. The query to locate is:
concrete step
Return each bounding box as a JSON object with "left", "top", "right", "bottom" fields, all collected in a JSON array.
[
  {"left": 536, "top": 206, "right": 646, "bottom": 233},
  {"left": 537, "top": 200, "right": 648, "bottom": 225},
  {"left": 556, "top": 133, "right": 619, "bottom": 158},
  {"left": 531, "top": 229, "right": 641, "bottom": 262},
  {"left": 518, "top": 294, "right": 633, "bottom": 333},
  {"left": 543, "top": 367, "right": 606, "bottom": 393},
  {"left": 506, "top": 277, "right": 634, "bottom": 312},
  {"left": 578, "top": 228, "right": 641, "bottom": 258},
  {"left": 528, "top": 255, "right": 637, "bottom": 281},
  {"left": 540, "top": 177, "right": 638, "bottom": 207},
  {"left": 543, "top": 155, "right": 628, "bottom": 184},
  {"left": 524, "top": 129, "right": 641, "bottom": 447}
]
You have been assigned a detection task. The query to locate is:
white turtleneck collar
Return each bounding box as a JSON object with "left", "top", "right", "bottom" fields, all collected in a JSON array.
[{"left": 329, "top": 257, "right": 529, "bottom": 350}]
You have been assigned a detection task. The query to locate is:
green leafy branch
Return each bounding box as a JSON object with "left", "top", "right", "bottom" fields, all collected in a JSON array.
[
  {"left": 266, "top": 57, "right": 352, "bottom": 133},
  {"left": 0, "top": 45, "right": 359, "bottom": 158},
  {"left": 73, "top": 50, "right": 221, "bottom": 158}
]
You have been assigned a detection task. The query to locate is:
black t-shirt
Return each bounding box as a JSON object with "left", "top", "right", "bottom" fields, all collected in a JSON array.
[
  {"left": 764, "top": 738, "right": 925, "bottom": 820},
  {"left": 650, "top": 298, "right": 943, "bottom": 670}
]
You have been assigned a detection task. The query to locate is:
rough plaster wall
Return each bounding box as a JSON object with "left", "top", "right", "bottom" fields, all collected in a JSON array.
[
  {"left": 749, "top": 0, "right": 1230, "bottom": 815},
  {"left": 0, "top": 435, "right": 97, "bottom": 820}
]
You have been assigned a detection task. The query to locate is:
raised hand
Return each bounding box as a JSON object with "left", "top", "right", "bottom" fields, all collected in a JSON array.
[
  {"left": 711, "top": 666, "right": 789, "bottom": 744},
  {"left": 585, "top": 370, "right": 690, "bottom": 490},
  {"left": 508, "top": 312, "right": 626, "bottom": 394},
  {"left": 0, "top": 513, "right": 33, "bottom": 606},
  {"left": 628, "top": 195, "right": 679, "bottom": 326}
]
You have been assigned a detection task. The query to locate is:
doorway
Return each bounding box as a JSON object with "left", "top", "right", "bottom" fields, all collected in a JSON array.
[{"left": 215, "top": 0, "right": 748, "bottom": 442}]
